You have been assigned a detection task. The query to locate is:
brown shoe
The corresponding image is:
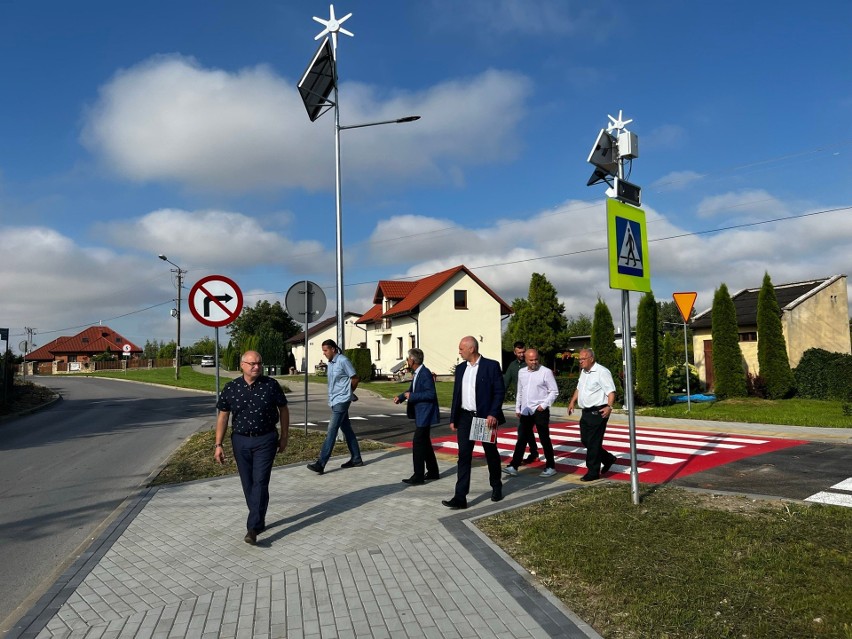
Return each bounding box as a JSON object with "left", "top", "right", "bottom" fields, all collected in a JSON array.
[{"left": 244, "top": 530, "right": 257, "bottom": 545}]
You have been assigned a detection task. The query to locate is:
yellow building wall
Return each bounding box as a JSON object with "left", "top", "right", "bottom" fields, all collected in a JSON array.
[{"left": 782, "top": 278, "right": 851, "bottom": 368}]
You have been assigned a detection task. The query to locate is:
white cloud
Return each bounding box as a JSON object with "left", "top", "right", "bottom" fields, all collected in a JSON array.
[
  {"left": 651, "top": 170, "right": 704, "bottom": 192},
  {"left": 96, "top": 208, "right": 329, "bottom": 270},
  {"left": 695, "top": 189, "right": 788, "bottom": 219},
  {"left": 81, "top": 55, "right": 532, "bottom": 193}
]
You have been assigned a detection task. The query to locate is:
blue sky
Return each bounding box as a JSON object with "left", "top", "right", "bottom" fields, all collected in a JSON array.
[{"left": 2, "top": 0, "right": 851, "bottom": 352}]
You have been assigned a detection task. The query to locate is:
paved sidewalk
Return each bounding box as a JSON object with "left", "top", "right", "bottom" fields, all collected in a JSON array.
[{"left": 13, "top": 448, "right": 601, "bottom": 639}]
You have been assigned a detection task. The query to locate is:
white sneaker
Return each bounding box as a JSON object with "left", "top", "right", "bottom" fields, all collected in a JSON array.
[
  {"left": 540, "top": 467, "right": 557, "bottom": 478},
  {"left": 502, "top": 465, "right": 518, "bottom": 476}
]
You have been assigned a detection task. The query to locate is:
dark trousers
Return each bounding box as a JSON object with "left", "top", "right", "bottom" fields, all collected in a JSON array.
[
  {"left": 454, "top": 411, "right": 502, "bottom": 501},
  {"left": 511, "top": 409, "right": 555, "bottom": 469},
  {"left": 515, "top": 418, "right": 538, "bottom": 458},
  {"left": 412, "top": 425, "right": 439, "bottom": 480},
  {"left": 231, "top": 430, "right": 279, "bottom": 532},
  {"left": 579, "top": 409, "right": 616, "bottom": 476}
]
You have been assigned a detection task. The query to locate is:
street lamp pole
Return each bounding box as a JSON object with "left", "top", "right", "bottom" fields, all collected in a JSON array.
[
  {"left": 158, "top": 254, "right": 185, "bottom": 380},
  {"left": 333, "top": 114, "right": 420, "bottom": 349}
]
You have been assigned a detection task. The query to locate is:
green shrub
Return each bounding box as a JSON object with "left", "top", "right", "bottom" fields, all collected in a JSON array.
[
  {"left": 666, "top": 363, "right": 701, "bottom": 395},
  {"left": 555, "top": 375, "right": 578, "bottom": 404},
  {"left": 345, "top": 347, "right": 372, "bottom": 382},
  {"left": 794, "top": 348, "right": 852, "bottom": 401}
]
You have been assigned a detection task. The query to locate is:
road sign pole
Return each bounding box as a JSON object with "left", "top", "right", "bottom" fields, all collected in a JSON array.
[
  {"left": 684, "top": 320, "right": 691, "bottom": 412},
  {"left": 215, "top": 326, "right": 221, "bottom": 407},
  {"left": 304, "top": 280, "right": 309, "bottom": 435}
]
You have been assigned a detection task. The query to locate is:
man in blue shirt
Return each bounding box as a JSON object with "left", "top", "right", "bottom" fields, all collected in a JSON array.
[
  {"left": 307, "top": 339, "right": 363, "bottom": 474},
  {"left": 214, "top": 351, "right": 289, "bottom": 545}
]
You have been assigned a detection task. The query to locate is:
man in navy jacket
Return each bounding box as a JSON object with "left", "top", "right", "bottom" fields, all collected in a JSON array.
[
  {"left": 442, "top": 336, "right": 506, "bottom": 509},
  {"left": 394, "top": 348, "right": 441, "bottom": 485}
]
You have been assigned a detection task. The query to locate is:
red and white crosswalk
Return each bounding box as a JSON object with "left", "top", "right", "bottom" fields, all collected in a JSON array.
[{"left": 423, "top": 421, "right": 806, "bottom": 484}]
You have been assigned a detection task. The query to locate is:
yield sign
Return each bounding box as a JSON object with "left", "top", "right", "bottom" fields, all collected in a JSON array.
[
  {"left": 672, "top": 292, "right": 697, "bottom": 324},
  {"left": 189, "top": 275, "right": 244, "bottom": 327}
]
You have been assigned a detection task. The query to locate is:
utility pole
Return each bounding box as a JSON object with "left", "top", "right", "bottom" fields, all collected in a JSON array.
[{"left": 159, "top": 255, "right": 186, "bottom": 380}]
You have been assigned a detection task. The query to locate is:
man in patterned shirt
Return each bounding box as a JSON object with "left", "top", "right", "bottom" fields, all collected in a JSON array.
[{"left": 214, "top": 351, "right": 289, "bottom": 545}]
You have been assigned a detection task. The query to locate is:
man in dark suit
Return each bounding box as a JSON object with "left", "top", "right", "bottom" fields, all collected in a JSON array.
[
  {"left": 394, "top": 348, "right": 441, "bottom": 485},
  {"left": 442, "top": 336, "right": 506, "bottom": 510}
]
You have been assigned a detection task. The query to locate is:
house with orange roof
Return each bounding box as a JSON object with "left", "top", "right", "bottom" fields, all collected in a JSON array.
[
  {"left": 24, "top": 325, "right": 142, "bottom": 374},
  {"left": 355, "top": 265, "right": 513, "bottom": 376}
]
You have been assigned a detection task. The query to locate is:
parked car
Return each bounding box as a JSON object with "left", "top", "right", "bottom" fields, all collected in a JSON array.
[{"left": 200, "top": 355, "right": 215, "bottom": 367}]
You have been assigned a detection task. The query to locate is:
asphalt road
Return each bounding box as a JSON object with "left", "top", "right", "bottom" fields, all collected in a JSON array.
[{"left": 0, "top": 376, "right": 215, "bottom": 631}]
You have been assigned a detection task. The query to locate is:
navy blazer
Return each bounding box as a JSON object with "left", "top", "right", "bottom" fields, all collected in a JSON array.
[
  {"left": 450, "top": 356, "right": 506, "bottom": 426},
  {"left": 396, "top": 365, "right": 441, "bottom": 427}
]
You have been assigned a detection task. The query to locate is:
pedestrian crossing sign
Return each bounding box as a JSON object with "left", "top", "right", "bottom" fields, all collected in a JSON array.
[{"left": 607, "top": 198, "right": 651, "bottom": 292}]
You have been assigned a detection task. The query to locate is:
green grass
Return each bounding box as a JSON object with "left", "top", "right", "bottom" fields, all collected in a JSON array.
[
  {"left": 88, "top": 366, "right": 294, "bottom": 393},
  {"left": 360, "top": 380, "right": 456, "bottom": 407},
  {"left": 478, "top": 484, "right": 852, "bottom": 639},
  {"left": 151, "top": 427, "right": 387, "bottom": 486},
  {"left": 638, "top": 397, "right": 852, "bottom": 428}
]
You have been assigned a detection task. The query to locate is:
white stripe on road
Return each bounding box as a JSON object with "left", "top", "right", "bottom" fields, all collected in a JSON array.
[{"left": 804, "top": 491, "right": 852, "bottom": 508}]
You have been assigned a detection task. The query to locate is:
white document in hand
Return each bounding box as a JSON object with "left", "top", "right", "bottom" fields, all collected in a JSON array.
[{"left": 469, "top": 416, "right": 496, "bottom": 443}]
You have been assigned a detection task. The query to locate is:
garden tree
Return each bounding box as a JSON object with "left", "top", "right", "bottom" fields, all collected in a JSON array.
[
  {"left": 92, "top": 349, "right": 117, "bottom": 362},
  {"left": 756, "top": 272, "right": 795, "bottom": 398},
  {"left": 222, "top": 341, "right": 240, "bottom": 371},
  {"left": 142, "top": 339, "right": 162, "bottom": 359},
  {"left": 256, "top": 327, "right": 286, "bottom": 367},
  {"left": 658, "top": 300, "right": 695, "bottom": 365},
  {"left": 227, "top": 300, "right": 300, "bottom": 347},
  {"left": 710, "top": 283, "right": 747, "bottom": 398},
  {"left": 635, "top": 292, "right": 668, "bottom": 405},
  {"left": 501, "top": 298, "right": 529, "bottom": 352},
  {"left": 500, "top": 273, "right": 567, "bottom": 364},
  {"left": 188, "top": 336, "right": 218, "bottom": 357},
  {"left": 591, "top": 298, "right": 622, "bottom": 398},
  {"left": 565, "top": 313, "right": 593, "bottom": 339},
  {"left": 157, "top": 341, "right": 176, "bottom": 359}
]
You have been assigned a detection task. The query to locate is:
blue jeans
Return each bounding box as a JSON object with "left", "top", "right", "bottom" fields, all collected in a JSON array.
[{"left": 317, "top": 400, "right": 361, "bottom": 468}]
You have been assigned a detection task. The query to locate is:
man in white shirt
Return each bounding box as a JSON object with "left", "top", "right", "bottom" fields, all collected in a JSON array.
[
  {"left": 567, "top": 347, "right": 618, "bottom": 481},
  {"left": 503, "top": 348, "right": 559, "bottom": 478}
]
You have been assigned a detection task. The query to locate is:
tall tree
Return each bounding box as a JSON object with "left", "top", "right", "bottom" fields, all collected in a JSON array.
[
  {"left": 256, "top": 327, "right": 286, "bottom": 368},
  {"left": 591, "top": 298, "right": 622, "bottom": 398},
  {"left": 711, "top": 283, "right": 747, "bottom": 399},
  {"left": 502, "top": 298, "right": 529, "bottom": 352},
  {"left": 756, "top": 272, "right": 795, "bottom": 398},
  {"left": 501, "top": 273, "right": 567, "bottom": 363},
  {"left": 635, "top": 292, "right": 668, "bottom": 405},
  {"left": 227, "top": 300, "right": 300, "bottom": 347},
  {"left": 565, "top": 313, "right": 593, "bottom": 339}
]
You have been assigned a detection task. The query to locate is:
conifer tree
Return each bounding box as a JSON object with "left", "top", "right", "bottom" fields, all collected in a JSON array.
[
  {"left": 591, "top": 298, "right": 623, "bottom": 399},
  {"left": 502, "top": 273, "right": 566, "bottom": 363},
  {"left": 757, "top": 272, "right": 795, "bottom": 398},
  {"left": 636, "top": 292, "right": 668, "bottom": 405},
  {"left": 711, "top": 283, "right": 747, "bottom": 398}
]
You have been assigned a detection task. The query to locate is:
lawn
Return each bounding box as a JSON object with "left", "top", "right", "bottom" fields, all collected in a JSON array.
[{"left": 637, "top": 396, "right": 852, "bottom": 428}]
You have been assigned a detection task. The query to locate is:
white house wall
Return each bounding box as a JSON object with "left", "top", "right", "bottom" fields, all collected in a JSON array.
[{"left": 290, "top": 317, "right": 362, "bottom": 373}]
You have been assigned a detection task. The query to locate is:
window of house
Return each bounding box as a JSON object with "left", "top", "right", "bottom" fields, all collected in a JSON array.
[
  {"left": 454, "top": 289, "right": 468, "bottom": 309},
  {"left": 397, "top": 337, "right": 403, "bottom": 359},
  {"left": 376, "top": 340, "right": 381, "bottom": 360},
  {"left": 115, "top": 338, "right": 122, "bottom": 344},
  {"left": 738, "top": 332, "right": 757, "bottom": 342},
  {"left": 82, "top": 337, "right": 89, "bottom": 343}
]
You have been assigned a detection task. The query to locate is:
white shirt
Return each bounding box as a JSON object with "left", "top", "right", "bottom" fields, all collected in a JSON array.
[
  {"left": 461, "top": 356, "right": 480, "bottom": 411},
  {"left": 576, "top": 362, "right": 616, "bottom": 408},
  {"left": 516, "top": 366, "right": 558, "bottom": 415}
]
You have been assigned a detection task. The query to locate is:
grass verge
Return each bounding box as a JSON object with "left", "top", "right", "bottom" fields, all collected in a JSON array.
[
  {"left": 151, "top": 427, "right": 388, "bottom": 486},
  {"left": 478, "top": 483, "right": 852, "bottom": 639},
  {"left": 637, "top": 397, "right": 852, "bottom": 428}
]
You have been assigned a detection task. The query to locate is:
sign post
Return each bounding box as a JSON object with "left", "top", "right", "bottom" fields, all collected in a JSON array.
[
  {"left": 189, "top": 275, "right": 244, "bottom": 406},
  {"left": 673, "top": 292, "right": 697, "bottom": 411},
  {"left": 588, "top": 109, "right": 645, "bottom": 505},
  {"left": 286, "top": 280, "right": 327, "bottom": 433}
]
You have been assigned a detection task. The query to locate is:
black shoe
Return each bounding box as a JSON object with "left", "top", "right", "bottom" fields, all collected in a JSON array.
[
  {"left": 341, "top": 459, "right": 364, "bottom": 468},
  {"left": 402, "top": 476, "right": 425, "bottom": 485},
  {"left": 491, "top": 487, "right": 504, "bottom": 502},
  {"left": 244, "top": 530, "right": 257, "bottom": 545},
  {"left": 521, "top": 454, "right": 538, "bottom": 465},
  {"left": 580, "top": 474, "right": 600, "bottom": 482},
  {"left": 441, "top": 498, "right": 468, "bottom": 510},
  {"left": 307, "top": 462, "right": 324, "bottom": 474},
  {"left": 601, "top": 457, "right": 616, "bottom": 474},
  {"left": 425, "top": 474, "right": 441, "bottom": 481}
]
